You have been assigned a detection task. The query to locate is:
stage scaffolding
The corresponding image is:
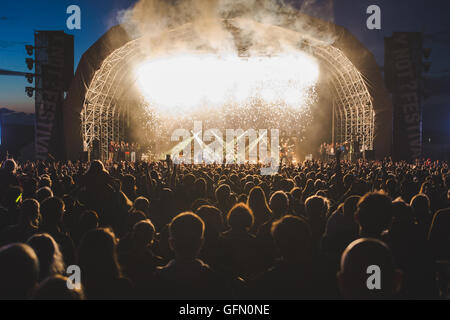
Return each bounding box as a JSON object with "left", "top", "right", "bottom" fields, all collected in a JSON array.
[
  {"left": 81, "top": 24, "right": 375, "bottom": 161},
  {"left": 81, "top": 39, "right": 141, "bottom": 160},
  {"left": 310, "top": 43, "right": 375, "bottom": 151}
]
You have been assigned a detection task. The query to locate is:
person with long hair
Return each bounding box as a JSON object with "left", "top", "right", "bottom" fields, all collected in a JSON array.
[
  {"left": 80, "top": 160, "right": 116, "bottom": 225},
  {"left": 77, "top": 228, "right": 132, "bottom": 299},
  {"left": 0, "top": 243, "right": 39, "bottom": 299},
  {"left": 118, "top": 220, "right": 165, "bottom": 298},
  {"left": 247, "top": 186, "right": 272, "bottom": 234},
  {"left": 220, "top": 203, "right": 258, "bottom": 280},
  {"left": 39, "top": 197, "right": 75, "bottom": 266},
  {"left": 27, "top": 233, "right": 65, "bottom": 281}
]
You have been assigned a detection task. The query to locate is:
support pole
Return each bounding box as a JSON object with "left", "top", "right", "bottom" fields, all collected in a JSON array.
[{"left": 332, "top": 99, "right": 335, "bottom": 147}]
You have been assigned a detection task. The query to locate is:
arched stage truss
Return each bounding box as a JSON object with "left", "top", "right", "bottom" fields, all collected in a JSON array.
[{"left": 64, "top": 14, "right": 392, "bottom": 161}]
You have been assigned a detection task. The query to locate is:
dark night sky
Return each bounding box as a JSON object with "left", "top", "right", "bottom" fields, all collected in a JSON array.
[{"left": 0, "top": 0, "right": 449, "bottom": 137}]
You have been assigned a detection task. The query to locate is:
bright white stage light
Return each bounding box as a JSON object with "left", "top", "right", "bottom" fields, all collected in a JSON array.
[{"left": 135, "top": 52, "right": 319, "bottom": 115}]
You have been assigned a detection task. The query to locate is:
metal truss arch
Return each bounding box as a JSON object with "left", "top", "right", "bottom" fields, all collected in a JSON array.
[{"left": 81, "top": 24, "right": 376, "bottom": 160}]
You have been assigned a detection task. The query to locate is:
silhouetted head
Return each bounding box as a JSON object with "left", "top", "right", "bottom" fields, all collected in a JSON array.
[
  {"left": 290, "top": 187, "right": 302, "bottom": 201},
  {"left": 2, "top": 158, "right": 17, "bottom": 173},
  {"left": 269, "top": 191, "right": 289, "bottom": 218},
  {"left": 182, "top": 173, "right": 196, "bottom": 187},
  {"left": 40, "top": 197, "right": 65, "bottom": 228},
  {"left": 391, "top": 199, "right": 414, "bottom": 225},
  {"left": 36, "top": 187, "right": 53, "bottom": 203},
  {"left": 271, "top": 215, "right": 312, "bottom": 262},
  {"left": 38, "top": 176, "right": 52, "bottom": 189},
  {"left": 27, "top": 233, "right": 64, "bottom": 281},
  {"left": 78, "top": 210, "right": 99, "bottom": 233},
  {"left": 128, "top": 210, "right": 147, "bottom": 230},
  {"left": 343, "top": 174, "right": 354, "bottom": 189},
  {"left": 133, "top": 196, "right": 150, "bottom": 216},
  {"left": 86, "top": 160, "right": 107, "bottom": 176},
  {"left": 305, "top": 195, "right": 329, "bottom": 221},
  {"left": 160, "top": 188, "right": 174, "bottom": 205},
  {"left": 132, "top": 219, "right": 156, "bottom": 248},
  {"left": 244, "top": 181, "right": 255, "bottom": 195},
  {"left": 227, "top": 203, "right": 254, "bottom": 231},
  {"left": 195, "top": 205, "right": 224, "bottom": 238},
  {"left": 61, "top": 175, "right": 74, "bottom": 192},
  {"left": 303, "top": 179, "right": 315, "bottom": 193},
  {"left": 0, "top": 243, "right": 39, "bottom": 299},
  {"left": 410, "top": 193, "right": 431, "bottom": 225},
  {"left": 215, "top": 184, "right": 231, "bottom": 204},
  {"left": 280, "top": 179, "right": 295, "bottom": 193},
  {"left": 238, "top": 193, "right": 248, "bottom": 204},
  {"left": 32, "top": 275, "right": 85, "bottom": 300},
  {"left": 428, "top": 208, "right": 450, "bottom": 260},
  {"left": 169, "top": 212, "right": 205, "bottom": 260},
  {"left": 19, "top": 198, "right": 40, "bottom": 227},
  {"left": 338, "top": 238, "right": 401, "bottom": 299},
  {"left": 191, "top": 198, "right": 211, "bottom": 212},
  {"left": 343, "top": 196, "right": 361, "bottom": 220},
  {"left": 22, "top": 177, "right": 38, "bottom": 198},
  {"left": 247, "top": 186, "right": 270, "bottom": 211},
  {"left": 355, "top": 192, "right": 392, "bottom": 238},
  {"left": 385, "top": 178, "right": 397, "bottom": 195},
  {"left": 194, "top": 178, "right": 207, "bottom": 197},
  {"left": 419, "top": 181, "right": 432, "bottom": 198},
  {"left": 122, "top": 174, "right": 136, "bottom": 197},
  {"left": 78, "top": 228, "right": 121, "bottom": 282}
]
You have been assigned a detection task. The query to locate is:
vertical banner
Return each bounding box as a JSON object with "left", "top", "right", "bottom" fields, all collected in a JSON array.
[
  {"left": 34, "top": 31, "right": 74, "bottom": 160},
  {"left": 384, "top": 32, "right": 423, "bottom": 161}
]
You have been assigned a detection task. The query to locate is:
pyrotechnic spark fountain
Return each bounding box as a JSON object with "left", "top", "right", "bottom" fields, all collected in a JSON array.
[
  {"left": 135, "top": 52, "right": 320, "bottom": 116},
  {"left": 134, "top": 50, "right": 320, "bottom": 159}
]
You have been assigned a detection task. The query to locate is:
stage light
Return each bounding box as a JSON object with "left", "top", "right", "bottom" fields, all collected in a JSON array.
[
  {"left": 25, "top": 87, "right": 34, "bottom": 98},
  {"left": 25, "top": 73, "right": 34, "bottom": 84},
  {"left": 26, "top": 58, "right": 34, "bottom": 70},
  {"left": 25, "top": 45, "right": 34, "bottom": 56},
  {"left": 135, "top": 52, "right": 319, "bottom": 116}
]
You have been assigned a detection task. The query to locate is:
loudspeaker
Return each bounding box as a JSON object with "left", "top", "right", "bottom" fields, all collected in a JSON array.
[
  {"left": 92, "top": 139, "right": 100, "bottom": 160},
  {"left": 363, "top": 150, "right": 375, "bottom": 160}
]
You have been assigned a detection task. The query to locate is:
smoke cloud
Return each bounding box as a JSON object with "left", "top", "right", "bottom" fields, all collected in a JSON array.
[{"left": 116, "top": 0, "right": 336, "bottom": 58}]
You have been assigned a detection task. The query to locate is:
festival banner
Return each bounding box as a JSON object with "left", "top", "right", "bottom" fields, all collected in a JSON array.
[
  {"left": 34, "top": 31, "right": 74, "bottom": 160},
  {"left": 385, "top": 32, "right": 423, "bottom": 160}
]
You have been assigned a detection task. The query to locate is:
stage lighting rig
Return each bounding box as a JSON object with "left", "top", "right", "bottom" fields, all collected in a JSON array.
[{"left": 25, "top": 73, "right": 34, "bottom": 84}]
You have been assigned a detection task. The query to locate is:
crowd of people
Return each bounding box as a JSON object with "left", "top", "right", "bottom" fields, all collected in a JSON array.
[
  {"left": 319, "top": 139, "right": 363, "bottom": 162},
  {"left": 108, "top": 141, "right": 142, "bottom": 163},
  {"left": 0, "top": 150, "right": 449, "bottom": 300}
]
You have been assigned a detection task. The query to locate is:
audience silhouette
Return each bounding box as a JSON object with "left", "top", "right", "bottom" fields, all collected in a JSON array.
[{"left": 0, "top": 156, "right": 448, "bottom": 299}]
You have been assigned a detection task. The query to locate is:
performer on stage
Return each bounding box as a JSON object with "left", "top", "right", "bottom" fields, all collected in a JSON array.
[
  {"left": 120, "top": 141, "right": 125, "bottom": 161},
  {"left": 108, "top": 141, "right": 115, "bottom": 163}
]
